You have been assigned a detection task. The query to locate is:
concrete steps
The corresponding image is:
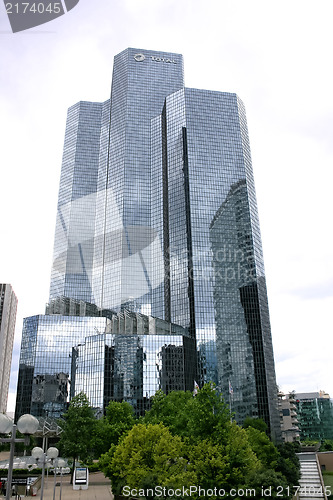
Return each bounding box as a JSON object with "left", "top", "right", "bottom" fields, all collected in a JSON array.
[{"left": 297, "top": 453, "right": 326, "bottom": 500}]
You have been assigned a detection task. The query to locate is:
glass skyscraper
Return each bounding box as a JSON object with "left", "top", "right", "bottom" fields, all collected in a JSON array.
[{"left": 16, "top": 48, "right": 280, "bottom": 439}]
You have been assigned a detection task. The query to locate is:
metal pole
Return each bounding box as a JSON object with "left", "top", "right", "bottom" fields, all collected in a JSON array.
[
  {"left": 40, "top": 454, "right": 46, "bottom": 500},
  {"left": 59, "top": 468, "right": 63, "bottom": 500},
  {"left": 6, "top": 424, "right": 16, "bottom": 500},
  {"left": 53, "top": 461, "right": 57, "bottom": 500}
]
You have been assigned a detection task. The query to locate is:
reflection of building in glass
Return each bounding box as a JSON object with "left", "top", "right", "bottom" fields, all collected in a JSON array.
[
  {"left": 15, "top": 315, "right": 109, "bottom": 419},
  {"left": 16, "top": 48, "right": 280, "bottom": 438},
  {"left": 73, "top": 312, "right": 190, "bottom": 414},
  {"left": 159, "top": 345, "right": 185, "bottom": 394},
  {"left": 0, "top": 283, "right": 18, "bottom": 413},
  {"left": 210, "top": 180, "right": 280, "bottom": 434},
  {"left": 15, "top": 310, "right": 191, "bottom": 419}
]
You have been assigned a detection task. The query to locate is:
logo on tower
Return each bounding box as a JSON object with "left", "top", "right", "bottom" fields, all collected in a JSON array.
[{"left": 134, "top": 53, "right": 146, "bottom": 62}]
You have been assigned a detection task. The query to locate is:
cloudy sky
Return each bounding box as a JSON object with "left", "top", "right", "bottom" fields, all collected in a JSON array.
[{"left": 1, "top": 0, "right": 332, "bottom": 412}]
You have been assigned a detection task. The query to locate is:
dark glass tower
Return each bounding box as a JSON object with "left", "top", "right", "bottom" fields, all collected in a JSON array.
[{"left": 17, "top": 48, "right": 280, "bottom": 438}]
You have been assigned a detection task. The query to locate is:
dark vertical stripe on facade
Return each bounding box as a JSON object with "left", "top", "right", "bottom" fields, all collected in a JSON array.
[
  {"left": 162, "top": 104, "right": 171, "bottom": 322},
  {"left": 239, "top": 283, "right": 270, "bottom": 432},
  {"left": 182, "top": 127, "right": 196, "bottom": 342}
]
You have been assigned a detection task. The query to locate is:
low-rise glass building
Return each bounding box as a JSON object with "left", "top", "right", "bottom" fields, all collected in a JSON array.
[{"left": 15, "top": 308, "right": 194, "bottom": 419}]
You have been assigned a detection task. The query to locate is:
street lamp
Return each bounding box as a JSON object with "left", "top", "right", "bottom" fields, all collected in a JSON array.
[
  {"left": 32, "top": 446, "right": 59, "bottom": 500},
  {"left": 0, "top": 413, "right": 39, "bottom": 500},
  {"left": 57, "top": 458, "right": 66, "bottom": 500}
]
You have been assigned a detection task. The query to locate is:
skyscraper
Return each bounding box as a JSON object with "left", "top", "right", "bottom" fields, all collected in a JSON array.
[
  {"left": 0, "top": 283, "right": 18, "bottom": 413},
  {"left": 16, "top": 48, "right": 280, "bottom": 438}
]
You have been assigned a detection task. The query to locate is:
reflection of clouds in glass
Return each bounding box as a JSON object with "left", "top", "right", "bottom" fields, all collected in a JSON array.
[{"left": 51, "top": 187, "right": 164, "bottom": 307}]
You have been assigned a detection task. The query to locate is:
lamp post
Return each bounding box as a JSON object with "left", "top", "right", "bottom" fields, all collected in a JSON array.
[
  {"left": 0, "top": 413, "right": 39, "bottom": 500},
  {"left": 32, "top": 446, "right": 59, "bottom": 500},
  {"left": 57, "top": 459, "right": 66, "bottom": 500}
]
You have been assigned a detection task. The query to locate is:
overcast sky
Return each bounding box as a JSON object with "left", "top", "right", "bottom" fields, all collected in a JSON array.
[{"left": 1, "top": 0, "right": 332, "bottom": 413}]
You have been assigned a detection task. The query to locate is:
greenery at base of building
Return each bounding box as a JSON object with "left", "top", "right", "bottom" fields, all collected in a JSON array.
[
  {"left": 0, "top": 468, "right": 42, "bottom": 476},
  {"left": 55, "top": 388, "right": 300, "bottom": 498},
  {"left": 57, "top": 392, "right": 97, "bottom": 482},
  {"left": 95, "top": 385, "right": 300, "bottom": 500},
  {"left": 320, "top": 440, "right": 333, "bottom": 452},
  {"left": 57, "top": 392, "right": 138, "bottom": 467}
]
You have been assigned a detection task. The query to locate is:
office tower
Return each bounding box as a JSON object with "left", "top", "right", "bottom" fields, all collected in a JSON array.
[
  {"left": 294, "top": 392, "right": 333, "bottom": 441},
  {"left": 0, "top": 283, "right": 18, "bottom": 413},
  {"left": 16, "top": 48, "right": 280, "bottom": 438}
]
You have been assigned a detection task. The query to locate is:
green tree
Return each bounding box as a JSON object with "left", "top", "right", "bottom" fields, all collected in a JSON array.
[
  {"left": 99, "top": 423, "right": 196, "bottom": 498},
  {"left": 186, "top": 439, "right": 229, "bottom": 491},
  {"left": 246, "top": 426, "right": 279, "bottom": 469},
  {"left": 243, "top": 417, "right": 268, "bottom": 433},
  {"left": 276, "top": 442, "right": 300, "bottom": 487},
  {"left": 58, "top": 392, "right": 96, "bottom": 481},
  {"left": 145, "top": 384, "right": 230, "bottom": 443},
  {"left": 143, "top": 390, "right": 193, "bottom": 437},
  {"left": 99, "top": 387, "right": 299, "bottom": 498},
  {"left": 320, "top": 440, "right": 333, "bottom": 451},
  {"left": 247, "top": 469, "right": 291, "bottom": 499},
  {"left": 92, "top": 400, "right": 136, "bottom": 457},
  {"left": 223, "top": 423, "right": 261, "bottom": 487},
  {"left": 186, "top": 425, "right": 260, "bottom": 495},
  {"left": 245, "top": 429, "right": 300, "bottom": 497}
]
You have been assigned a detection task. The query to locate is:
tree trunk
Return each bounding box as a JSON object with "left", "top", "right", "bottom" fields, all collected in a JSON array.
[{"left": 70, "top": 456, "right": 76, "bottom": 485}]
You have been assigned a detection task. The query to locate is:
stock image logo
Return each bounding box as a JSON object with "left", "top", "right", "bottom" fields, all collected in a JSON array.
[{"left": 4, "top": 0, "right": 80, "bottom": 33}]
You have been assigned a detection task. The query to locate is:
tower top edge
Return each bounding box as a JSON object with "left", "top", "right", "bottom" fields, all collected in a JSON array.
[{"left": 115, "top": 47, "right": 183, "bottom": 60}]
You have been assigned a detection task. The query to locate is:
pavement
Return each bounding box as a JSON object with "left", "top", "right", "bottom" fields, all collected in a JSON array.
[{"left": 0, "top": 472, "right": 114, "bottom": 500}]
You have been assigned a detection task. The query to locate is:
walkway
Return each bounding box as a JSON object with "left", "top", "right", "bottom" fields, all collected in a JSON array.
[
  {"left": 297, "top": 453, "right": 327, "bottom": 500},
  {"left": 1, "top": 472, "right": 114, "bottom": 500}
]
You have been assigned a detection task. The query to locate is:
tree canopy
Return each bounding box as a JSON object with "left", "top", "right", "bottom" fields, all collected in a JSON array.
[
  {"left": 99, "top": 423, "right": 196, "bottom": 497},
  {"left": 99, "top": 385, "right": 300, "bottom": 499},
  {"left": 58, "top": 392, "right": 96, "bottom": 466},
  {"left": 92, "top": 400, "right": 136, "bottom": 457},
  {"left": 144, "top": 384, "right": 230, "bottom": 443}
]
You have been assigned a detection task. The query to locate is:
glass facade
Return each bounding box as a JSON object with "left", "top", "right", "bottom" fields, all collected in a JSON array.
[
  {"left": 15, "top": 311, "right": 194, "bottom": 418},
  {"left": 15, "top": 315, "right": 109, "bottom": 419},
  {"left": 16, "top": 48, "right": 280, "bottom": 438},
  {"left": 294, "top": 393, "right": 333, "bottom": 441},
  {"left": 73, "top": 311, "right": 193, "bottom": 415}
]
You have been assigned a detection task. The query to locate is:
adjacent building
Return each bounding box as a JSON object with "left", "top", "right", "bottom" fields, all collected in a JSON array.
[
  {"left": 15, "top": 48, "right": 280, "bottom": 438},
  {"left": 278, "top": 391, "right": 301, "bottom": 443},
  {"left": 0, "top": 283, "right": 18, "bottom": 413},
  {"left": 294, "top": 392, "right": 333, "bottom": 442}
]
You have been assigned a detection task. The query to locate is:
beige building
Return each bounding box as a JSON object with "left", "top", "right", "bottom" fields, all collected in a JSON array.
[
  {"left": 278, "top": 391, "right": 301, "bottom": 442},
  {"left": 0, "top": 283, "right": 18, "bottom": 413}
]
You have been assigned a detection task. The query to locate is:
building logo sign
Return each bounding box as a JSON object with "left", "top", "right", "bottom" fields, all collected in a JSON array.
[
  {"left": 134, "top": 53, "right": 177, "bottom": 64},
  {"left": 134, "top": 53, "right": 146, "bottom": 62}
]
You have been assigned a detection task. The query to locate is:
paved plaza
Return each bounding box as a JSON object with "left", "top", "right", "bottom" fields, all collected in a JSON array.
[
  {"left": 0, "top": 450, "right": 114, "bottom": 500},
  {"left": 32, "top": 471, "right": 114, "bottom": 500}
]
